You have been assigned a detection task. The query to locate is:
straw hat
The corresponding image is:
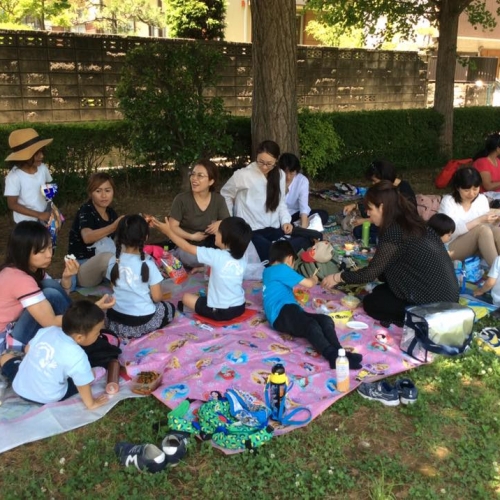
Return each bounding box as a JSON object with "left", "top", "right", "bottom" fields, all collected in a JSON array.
[{"left": 5, "top": 128, "right": 53, "bottom": 162}]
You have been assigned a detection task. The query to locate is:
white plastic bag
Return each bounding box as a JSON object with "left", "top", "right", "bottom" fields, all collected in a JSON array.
[
  {"left": 307, "top": 213, "right": 324, "bottom": 232},
  {"left": 88, "top": 236, "right": 116, "bottom": 255},
  {"left": 243, "top": 241, "right": 267, "bottom": 281}
]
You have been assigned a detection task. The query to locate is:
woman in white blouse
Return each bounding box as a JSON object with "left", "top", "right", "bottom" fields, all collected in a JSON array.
[
  {"left": 278, "top": 153, "right": 328, "bottom": 228},
  {"left": 438, "top": 167, "right": 500, "bottom": 265},
  {"left": 221, "top": 141, "right": 310, "bottom": 261}
]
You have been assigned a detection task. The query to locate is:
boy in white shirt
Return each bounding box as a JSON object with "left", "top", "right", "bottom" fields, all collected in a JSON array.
[{"left": 0, "top": 300, "right": 109, "bottom": 410}]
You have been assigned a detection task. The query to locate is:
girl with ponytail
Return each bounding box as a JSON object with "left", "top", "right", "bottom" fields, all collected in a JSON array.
[{"left": 105, "top": 215, "right": 175, "bottom": 339}]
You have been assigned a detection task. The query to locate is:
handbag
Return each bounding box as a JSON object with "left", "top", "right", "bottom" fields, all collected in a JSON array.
[
  {"left": 290, "top": 226, "right": 323, "bottom": 242},
  {"left": 401, "top": 302, "right": 475, "bottom": 362}
]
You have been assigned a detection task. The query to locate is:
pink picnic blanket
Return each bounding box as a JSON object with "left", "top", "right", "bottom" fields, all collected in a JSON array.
[{"left": 120, "top": 275, "right": 423, "bottom": 437}]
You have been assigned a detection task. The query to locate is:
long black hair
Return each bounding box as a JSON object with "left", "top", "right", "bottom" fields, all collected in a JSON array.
[
  {"left": 256, "top": 140, "right": 281, "bottom": 212},
  {"left": 472, "top": 132, "right": 500, "bottom": 161},
  {"left": 0, "top": 221, "right": 51, "bottom": 284},
  {"left": 364, "top": 181, "right": 425, "bottom": 237},
  {"left": 110, "top": 215, "right": 150, "bottom": 285}
]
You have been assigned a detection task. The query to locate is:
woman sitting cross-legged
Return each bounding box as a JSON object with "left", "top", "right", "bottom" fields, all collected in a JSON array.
[
  {"left": 438, "top": 166, "right": 500, "bottom": 266},
  {"left": 169, "top": 159, "right": 230, "bottom": 269},
  {"left": 221, "top": 140, "right": 311, "bottom": 262},
  {"left": 322, "top": 181, "right": 459, "bottom": 327}
]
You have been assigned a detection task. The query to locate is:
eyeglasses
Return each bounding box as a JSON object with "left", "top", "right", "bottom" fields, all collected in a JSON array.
[
  {"left": 189, "top": 172, "right": 209, "bottom": 179},
  {"left": 257, "top": 159, "right": 276, "bottom": 169}
]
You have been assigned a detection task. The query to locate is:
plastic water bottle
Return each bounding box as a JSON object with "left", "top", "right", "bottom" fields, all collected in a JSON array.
[
  {"left": 336, "top": 349, "right": 350, "bottom": 392},
  {"left": 362, "top": 221, "right": 371, "bottom": 248},
  {"left": 0, "top": 376, "right": 8, "bottom": 405},
  {"left": 267, "top": 363, "right": 288, "bottom": 418}
]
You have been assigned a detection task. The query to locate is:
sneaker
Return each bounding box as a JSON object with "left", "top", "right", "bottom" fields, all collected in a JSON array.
[
  {"left": 114, "top": 442, "right": 167, "bottom": 473},
  {"left": 357, "top": 381, "right": 400, "bottom": 406},
  {"left": 478, "top": 327, "right": 500, "bottom": 344},
  {"left": 395, "top": 378, "right": 418, "bottom": 405},
  {"left": 161, "top": 433, "right": 188, "bottom": 467}
]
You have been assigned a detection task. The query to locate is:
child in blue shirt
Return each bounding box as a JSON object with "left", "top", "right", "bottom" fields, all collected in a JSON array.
[
  {"left": 263, "top": 240, "right": 363, "bottom": 369},
  {"left": 153, "top": 216, "right": 252, "bottom": 321},
  {"left": 0, "top": 300, "right": 109, "bottom": 409}
]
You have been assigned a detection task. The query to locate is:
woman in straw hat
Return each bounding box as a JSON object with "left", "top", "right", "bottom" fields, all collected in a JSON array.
[{"left": 4, "top": 128, "right": 54, "bottom": 224}]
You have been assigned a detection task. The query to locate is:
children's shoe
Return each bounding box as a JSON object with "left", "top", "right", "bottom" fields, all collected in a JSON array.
[
  {"left": 478, "top": 327, "right": 500, "bottom": 344},
  {"left": 357, "top": 381, "right": 400, "bottom": 406},
  {"left": 395, "top": 378, "right": 418, "bottom": 405},
  {"left": 161, "top": 433, "right": 188, "bottom": 467},
  {"left": 114, "top": 442, "right": 167, "bottom": 473}
]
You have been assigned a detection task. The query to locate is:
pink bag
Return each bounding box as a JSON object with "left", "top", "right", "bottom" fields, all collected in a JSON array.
[{"left": 144, "top": 245, "right": 188, "bottom": 285}]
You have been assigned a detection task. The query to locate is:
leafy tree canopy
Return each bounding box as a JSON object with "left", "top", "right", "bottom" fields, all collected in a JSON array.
[{"left": 164, "top": 0, "right": 226, "bottom": 40}]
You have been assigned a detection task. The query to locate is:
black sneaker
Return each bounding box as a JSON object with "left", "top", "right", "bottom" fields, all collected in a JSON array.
[
  {"left": 161, "top": 432, "right": 188, "bottom": 467},
  {"left": 395, "top": 378, "right": 418, "bottom": 405},
  {"left": 115, "top": 442, "right": 167, "bottom": 473},
  {"left": 357, "top": 381, "right": 400, "bottom": 406}
]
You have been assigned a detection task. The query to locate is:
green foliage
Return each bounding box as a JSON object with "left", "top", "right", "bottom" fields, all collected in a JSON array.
[
  {"left": 298, "top": 109, "right": 343, "bottom": 177},
  {"left": 305, "top": 20, "right": 364, "bottom": 48},
  {"left": 165, "top": 0, "right": 226, "bottom": 40},
  {"left": 90, "top": 0, "right": 166, "bottom": 35},
  {"left": 116, "top": 41, "right": 230, "bottom": 170},
  {"left": 0, "top": 0, "right": 71, "bottom": 29}
]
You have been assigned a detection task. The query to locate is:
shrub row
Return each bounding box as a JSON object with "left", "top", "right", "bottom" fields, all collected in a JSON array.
[{"left": 1, "top": 107, "right": 500, "bottom": 183}]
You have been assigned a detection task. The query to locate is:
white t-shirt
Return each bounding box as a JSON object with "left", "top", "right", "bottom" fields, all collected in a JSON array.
[
  {"left": 438, "top": 193, "right": 490, "bottom": 243},
  {"left": 220, "top": 162, "right": 291, "bottom": 231},
  {"left": 13, "top": 326, "right": 93, "bottom": 404},
  {"left": 286, "top": 172, "right": 311, "bottom": 217},
  {"left": 197, "top": 247, "right": 247, "bottom": 309},
  {"left": 106, "top": 252, "right": 163, "bottom": 316},
  {"left": 4, "top": 164, "right": 52, "bottom": 223},
  {"left": 487, "top": 256, "right": 500, "bottom": 306}
]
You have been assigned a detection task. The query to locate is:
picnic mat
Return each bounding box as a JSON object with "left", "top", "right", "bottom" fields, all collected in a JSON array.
[
  {"left": 118, "top": 275, "right": 425, "bottom": 452},
  {"left": 0, "top": 375, "right": 140, "bottom": 454}
]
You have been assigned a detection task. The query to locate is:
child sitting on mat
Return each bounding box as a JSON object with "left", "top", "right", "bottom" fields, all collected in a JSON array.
[
  {"left": 263, "top": 240, "right": 363, "bottom": 369},
  {"left": 106, "top": 215, "right": 176, "bottom": 339},
  {"left": 152, "top": 216, "right": 252, "bottom": 321},
  {"left": 0, "top": 300, "right": 109, "bottom": 410}
]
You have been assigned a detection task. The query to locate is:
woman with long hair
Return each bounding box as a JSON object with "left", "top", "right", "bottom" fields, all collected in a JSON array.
[
  {"left": 472, "top": 132, "right": 500, "bottom": 192},
  {"left": 221, "top": 141, "right": 309, "bottom": 261},
  {"left": 439, "top": 166, "right": 500, "bottom": 265},
  {"left": 323, "top": 181, "right": 458, "bottom": 326}
]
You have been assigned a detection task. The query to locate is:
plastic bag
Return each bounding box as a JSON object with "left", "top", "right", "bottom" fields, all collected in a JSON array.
[
  {"left": 41, "top": 183, "right": 64, "bottom": 248},
  {"left": 243, "top": 241, "right": 267, "bottom": 281},
  {"left": 89, "top": 236, "right": 116, "bottom": 255},
  {"left": 159, "top": 249, "right": 188, "bottom": 285}
]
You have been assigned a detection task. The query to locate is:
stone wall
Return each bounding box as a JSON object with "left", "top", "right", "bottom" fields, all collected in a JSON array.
[{"left": 0, "top": 30, "right": 428, "bottom": 124}]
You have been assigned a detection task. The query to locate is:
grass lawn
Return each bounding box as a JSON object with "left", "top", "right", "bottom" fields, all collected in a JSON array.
[{"left": 1, "top": 168, "right": 499, "bottom": 499}]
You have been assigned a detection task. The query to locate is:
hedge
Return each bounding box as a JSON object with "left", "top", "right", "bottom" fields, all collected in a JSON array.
[{"left": 1, "top": 107, "right": 500, "bottom": 184}]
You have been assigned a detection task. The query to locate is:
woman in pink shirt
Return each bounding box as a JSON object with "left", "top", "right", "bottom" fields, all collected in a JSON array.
[
  {"left": 472, "top": 132, "right": 500, "bottom": 192},
  {"left": 0, "top": 221, "right": 112, "bottom": 351}
]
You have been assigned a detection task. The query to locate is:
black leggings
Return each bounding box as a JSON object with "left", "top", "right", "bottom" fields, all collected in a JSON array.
[
  {"left": 195, "top": 296, "right": 245, "bottom": 321},
  {"left": 273, "top": 304, "right": 341, "bottom": 354}
]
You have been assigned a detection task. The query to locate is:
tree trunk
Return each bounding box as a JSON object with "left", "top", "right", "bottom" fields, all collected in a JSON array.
[
  {"left": 251, "top": 0, "right": 299, "bottom": 159},
  {"left": 434, "top": 1, "right": 461, "bottom": 158}
]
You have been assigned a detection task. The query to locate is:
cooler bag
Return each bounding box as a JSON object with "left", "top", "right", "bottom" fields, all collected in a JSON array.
[{"left": 400, "top": 302, "right": 475, "bottom": 362}]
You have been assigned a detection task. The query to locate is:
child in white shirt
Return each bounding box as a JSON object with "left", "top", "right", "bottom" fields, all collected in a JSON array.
[
  {"left": 0, "top": 300, "right": 109, "bottom": 409},
  {"left": 153, "top": 216, "right": 252, "bottom": 321},
  {"left": 474, "top": 256, "right": 500, "bottom": 306},
  {"left": 4, "top": 128, "right": 54, "bottom": 223}
]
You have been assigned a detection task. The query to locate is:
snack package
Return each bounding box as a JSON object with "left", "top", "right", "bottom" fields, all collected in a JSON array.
[
  {"left": 41, "top": 183, "right": 64, "bottom": 248},
  {"left": 160, "top": 249, "right": 188, "bottom": 285}
]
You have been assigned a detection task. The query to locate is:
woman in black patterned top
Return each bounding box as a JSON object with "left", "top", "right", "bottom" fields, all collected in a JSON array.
[{"left": 322, "top": 181, "right": 459, "bottom": 326}]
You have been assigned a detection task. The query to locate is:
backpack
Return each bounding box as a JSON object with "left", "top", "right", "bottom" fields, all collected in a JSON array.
[
  {"left": 82, "top": 329, "right": 121, "bottom": 368},
  {"left": 167, "top": 390, "right": 275, "bottom": 450},
  {"left": 294, "top": 249, "right": 340, "bottom": 280},
  {"left": 435, "top": 159, "right": 472, "bottom": 189}
]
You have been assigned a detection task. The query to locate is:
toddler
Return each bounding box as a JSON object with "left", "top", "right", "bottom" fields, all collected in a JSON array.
[
  {"left": 106, "top": 215, "right": 175, "bottom": 339},
  {"left": 474, "top": 255, "right": 500, "bottom": 306},
  {"left": 427, "top": 213, "right": 455, "bottom": 257},
  {"left": 4, "top": 128, "right": 54, "bottom": 224},
  {"left": 0, "top": 300, "right": 109, "bottom": 410},
  {"left": 262, "top": 240, "right": 363, "bottom": 369},
  {"left": 153, "top": 216, "right": 252, "bottom": 321}
]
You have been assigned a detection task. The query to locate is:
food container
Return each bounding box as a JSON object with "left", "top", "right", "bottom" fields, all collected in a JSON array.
[
  {"left": 340, "top": 295, "right": 361, "bottom": 310},
  {"left": 131, "top": 371, "right": 162, "bottom": 395}
]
